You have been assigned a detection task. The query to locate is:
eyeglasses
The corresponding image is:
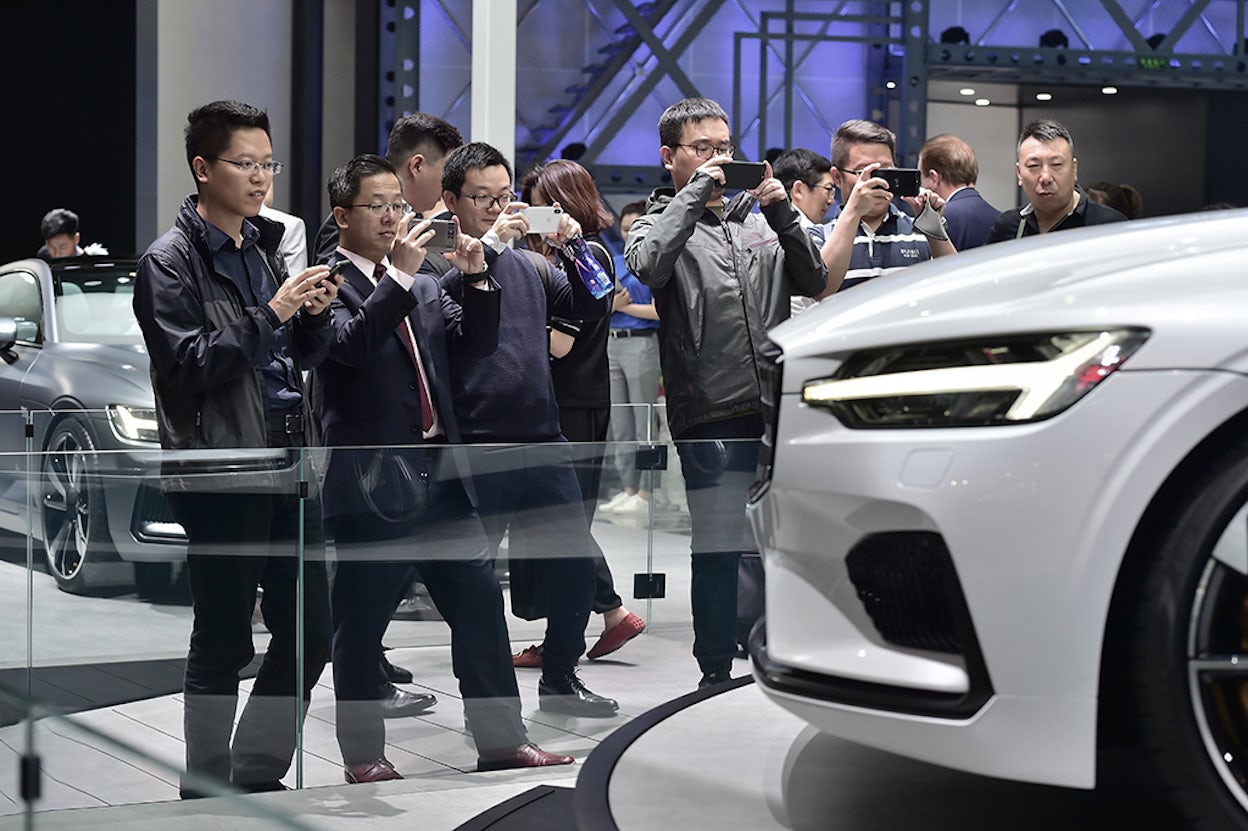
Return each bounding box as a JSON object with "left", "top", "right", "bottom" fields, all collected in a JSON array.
[
  {"left": 807, "top": 182, "right": 837, "bottom": 194},
  {"left": 206, "top": 156, "right": 285, "bottom": 175},
  {"left": 456, "top": 192, "right": 515, "bottom": 210},
  {"left": 675, "top": 143, "right": 735, "bottom": 160},
  {"left": 839, "top": 168, "right": 866, "bottom": 177},
  {"left": 350, "top": 202, "right": 408, "bottom": 217}
]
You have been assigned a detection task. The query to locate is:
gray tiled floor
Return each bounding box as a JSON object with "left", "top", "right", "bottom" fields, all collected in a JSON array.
[{"left": 0, "top": 511, "right": 723, "bottom": 830}]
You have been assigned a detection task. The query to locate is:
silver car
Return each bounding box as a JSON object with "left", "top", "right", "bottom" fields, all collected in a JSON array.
[
  {"left": 748, "top": 209, "right": 1248, "bottom": 829},
  {"left": 0, "top": 257, "right": 184, "bottom": 595}
]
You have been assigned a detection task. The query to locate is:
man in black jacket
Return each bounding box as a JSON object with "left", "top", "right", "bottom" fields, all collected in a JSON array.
[
  {"left": 985, "top": 119, "right": 1126, "bottom": 243},
  {"left": 134, "top": 100, "right": 340, "bottom": 798}
]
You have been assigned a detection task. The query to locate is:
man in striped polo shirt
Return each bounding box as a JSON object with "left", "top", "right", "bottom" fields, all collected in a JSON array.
[{"left": 812, "top": 119, "right": 957, "bottom": 297}]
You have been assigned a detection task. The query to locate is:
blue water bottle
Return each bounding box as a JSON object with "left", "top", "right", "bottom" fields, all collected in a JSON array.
[{"left": 562, "top": 237, "right": 614, "bottom": 300}]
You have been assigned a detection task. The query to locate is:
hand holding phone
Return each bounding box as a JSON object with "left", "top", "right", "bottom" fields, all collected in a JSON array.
[
  {"left": 523, "top": 206, "right": 564, "bottom": 235},
  {"left": 720, "top": 161, "right": 767, "bottom": 191}
]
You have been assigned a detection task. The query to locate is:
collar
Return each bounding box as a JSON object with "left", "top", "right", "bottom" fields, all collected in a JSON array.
[
  {"left": 337, "top": 246, "right": 389, "bottom": 281},
  {"left": 1020, "top": 189, "right": 1087, "bottom": 222},
  {"left": 206, "top": 217, "right": 260, "bottom": 252}
]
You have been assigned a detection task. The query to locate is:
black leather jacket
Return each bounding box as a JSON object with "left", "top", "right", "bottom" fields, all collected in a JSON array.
[{"left": 134, "top": 196, "right": 331, "bottom": 486}]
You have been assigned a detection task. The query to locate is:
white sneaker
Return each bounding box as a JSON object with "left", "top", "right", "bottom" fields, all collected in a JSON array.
[
  {"left": 614, "top": 493, "right": 651, "bottom": 514},
  {"left": 600, "top": 491, "right": 632, "bottom": 513}
]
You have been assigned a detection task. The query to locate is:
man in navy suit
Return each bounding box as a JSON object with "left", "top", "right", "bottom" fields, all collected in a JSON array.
[
  {"left": 316, "top": 154, "right": 574, "bottom": 783},
  {"left": 918, "top": 134, "right": 1000, "bottom": 251}
]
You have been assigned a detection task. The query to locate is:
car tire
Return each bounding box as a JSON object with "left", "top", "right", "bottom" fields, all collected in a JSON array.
[
  {"left": 40, "top": 417, "right": 116, "bottom": 594},
  {"left": 1131, "top": 444, "right": 1248, "bottom": 830}
]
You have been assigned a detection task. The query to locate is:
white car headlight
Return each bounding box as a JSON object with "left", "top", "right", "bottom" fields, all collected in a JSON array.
[
  {"left": 801, "top": 328, "right": 1150, "bottom": 428},
  {"left": 106, "top": 404, "right": 160, "bottom": 443}
]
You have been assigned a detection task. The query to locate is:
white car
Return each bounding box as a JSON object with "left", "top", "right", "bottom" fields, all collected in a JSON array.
[{"left": 747, "top": 209, "right": 1248, "bottom": 829}]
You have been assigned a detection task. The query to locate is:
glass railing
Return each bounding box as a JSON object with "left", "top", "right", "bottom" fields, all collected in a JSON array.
[{"left": 2, "top": 403, "right": 765, "bottom": 823}]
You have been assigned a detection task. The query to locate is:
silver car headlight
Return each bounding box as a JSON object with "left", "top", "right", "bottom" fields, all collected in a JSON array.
[
  {"left": 801, "top": 328, "right": 1150, "bottom": 428},
  {"left": 106, "top": 404, "right": 160, "bottom": 444}
]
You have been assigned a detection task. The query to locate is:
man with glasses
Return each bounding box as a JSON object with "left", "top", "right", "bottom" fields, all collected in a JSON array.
[
  {"left": 625, "top": 97, "right": 826, "bottom": 688},
  {"left": 133, "top": 99, "right": 340, "bottom": 797},
  {"left": 435, "top": 141, "right": 620, "bottom": 718},
  {"left": 815, "top": 119, "right": 957, "bottom": 297},
  {"left": 316, "top": 154, "right": 573, "bottom": 780},
  {"left": 772, "top": 147, "right": 837, "bottom": 315}
]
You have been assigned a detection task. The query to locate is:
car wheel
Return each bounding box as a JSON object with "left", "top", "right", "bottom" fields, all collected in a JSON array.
[
  {"left": 41, "top": 417, "right": 114, "bottom": 594},
  {"left": 1132, "top": 445, "right": 1248, "bottom": 830}
]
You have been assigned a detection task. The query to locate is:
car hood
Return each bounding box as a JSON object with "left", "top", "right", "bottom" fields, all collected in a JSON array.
[
  {"left": 770, "top": 209, "right": 1248, "bottom": 387},
  {"left": 32, "top": 342, "right": 154, "bottom": 408}
]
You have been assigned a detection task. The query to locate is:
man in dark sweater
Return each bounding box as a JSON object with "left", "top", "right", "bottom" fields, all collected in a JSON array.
[
  {"left": 985, "top": 119, "right": 1126, "bottom": 243},
  {"left": 432, "top": 142, "right": 618, "bottom": 718}
]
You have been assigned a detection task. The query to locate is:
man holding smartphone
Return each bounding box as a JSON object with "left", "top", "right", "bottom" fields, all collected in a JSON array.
[
  {"left": 625, "top": 97, "right": 826, "bottom": 688},
  {"left": 815, "top": 119, "right": 957, "bottom": 297},
  {"left": 317, "top": 154, "right": 573, "bottom": 781}
]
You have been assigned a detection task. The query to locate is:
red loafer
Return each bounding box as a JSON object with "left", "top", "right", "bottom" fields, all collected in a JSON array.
[
  {"left": 477, "top": 742, "right": 575, "bottom": 772},
  {"left": 344, "top": 758, "right": 403, "bottom": 784},
  {"left": 586, "top": 612, "right": 646, "bottom": 660}
]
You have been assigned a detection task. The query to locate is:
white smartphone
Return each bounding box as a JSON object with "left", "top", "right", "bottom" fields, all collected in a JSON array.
[{"left": 523, "top": 206, "right": 564, "bottom": 234}]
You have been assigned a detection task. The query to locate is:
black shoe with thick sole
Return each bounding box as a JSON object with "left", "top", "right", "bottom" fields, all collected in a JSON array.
[{"left": 538, "top": 672, "right": 619, "bottom": 718}]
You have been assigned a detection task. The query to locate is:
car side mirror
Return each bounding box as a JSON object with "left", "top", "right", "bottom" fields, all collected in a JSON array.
[{"left": 0, "top": 317, "right": 18, "bottom": 364}]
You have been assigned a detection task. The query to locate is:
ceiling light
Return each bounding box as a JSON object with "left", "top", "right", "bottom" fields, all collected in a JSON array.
[
  {"left": 885, "top": 81, "right": 897, "bottom": 89},
  {"left": 959, "top": 88, "right": 976, "bottom": 96},
  {"left": 1036, "top": 92, "right": 1053, "bottom": 101},
  {"left": 1101, "top": 86, "right": 1118, "bottom": 94},
  {"left": 974, "top": 98, "right": 990, "bottom": 106}
]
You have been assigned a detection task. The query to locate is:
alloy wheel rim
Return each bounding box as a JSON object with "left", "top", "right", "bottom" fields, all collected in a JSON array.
[{"left": 42, "top": 431, "right": 91, "bottom": 580}]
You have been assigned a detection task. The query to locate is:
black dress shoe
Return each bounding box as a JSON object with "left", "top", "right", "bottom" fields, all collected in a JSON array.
[
  {"left": 380, "top": 654, "right": 414, "bottom": 685},
  {"left": 538, "top": 672, "right": 618, "bottom": 718},
  {"left": 698, "top": 668, "right": 732, "bottom": 688},
  {"left": 236, "top": 779, "right": 289, "bottom": 793},
  {"left": 379, "top": 682, "right": 437, "bottom": 718}
]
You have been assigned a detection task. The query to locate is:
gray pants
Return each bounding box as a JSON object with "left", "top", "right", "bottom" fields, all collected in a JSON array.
[{"left": 606, "top": 333, "right": 661, "bottom": 491}]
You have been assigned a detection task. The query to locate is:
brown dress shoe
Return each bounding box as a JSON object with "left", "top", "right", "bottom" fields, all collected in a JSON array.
[
  {"left": 477, "top": 742, "right": 575, "bottom": 772},
  {"left": 345, "top": 758, "right": 403, "bottom": 784},
  {"left": 512, "top": 644, "right": 543, "bottom": 668}
]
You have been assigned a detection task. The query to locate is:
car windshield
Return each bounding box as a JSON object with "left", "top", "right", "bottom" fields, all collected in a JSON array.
[{"left": 54, "top": 262, "right": 142, "bottom": 345}]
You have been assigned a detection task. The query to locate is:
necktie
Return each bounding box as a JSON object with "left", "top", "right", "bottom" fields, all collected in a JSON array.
[{"left": 374, "top": 263, "right": 434, "bottom": 432}]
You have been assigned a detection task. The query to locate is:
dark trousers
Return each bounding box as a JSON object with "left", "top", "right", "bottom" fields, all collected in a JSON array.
[
  {"left": 558, "top": 405, "right": 622, "bottom": 613},
  {"left": 167, "top": 487, "right": 331, "bottom": 793},
  {"left": 473, "top": 440, "right": 596, "bottom": 676},
  {"left": 674, "top": 414, "right": 763, "bottom": 674},
  {"left": 327, "top": 462, "right": 525, "bottom": 762}
]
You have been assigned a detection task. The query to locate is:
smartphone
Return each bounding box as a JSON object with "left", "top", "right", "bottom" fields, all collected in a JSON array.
[
  {"left": 720, "top": 161, "right": 766, "bottom": 190},
  {"left": 425, "top": 218, "right": 458, "bottom": 251},
  {"left": 327, "top": 260, "right": 351, "bottom": 280},
  {"left": 876, "top": 167, "right": 921, "bottom": 198},
  {"left": 523, "top": 206, "right": 564, "bottom": 234}
]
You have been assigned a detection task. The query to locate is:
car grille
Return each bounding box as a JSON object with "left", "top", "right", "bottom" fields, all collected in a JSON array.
[
  {"left": 846, "top": 531, "right": 970, "bottom": 654},
  {"left": 749, "top": 340, "right": 784, "bottom": 500},
  {"left": 131, "top": 482, "right": 186, "bottom": 542}
]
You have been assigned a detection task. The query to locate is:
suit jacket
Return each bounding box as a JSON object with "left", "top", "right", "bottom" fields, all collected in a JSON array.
[
  {"left": 943, "top": 187, "right": 1000, "bottom": 252},
  {"left": 315, "top": 253, "right": 500, "bottom": 521}
]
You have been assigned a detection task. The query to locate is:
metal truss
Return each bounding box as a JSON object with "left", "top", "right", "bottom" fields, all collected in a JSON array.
[{"left": 929, "top": 0, "right": 1248, "bottom": 90}]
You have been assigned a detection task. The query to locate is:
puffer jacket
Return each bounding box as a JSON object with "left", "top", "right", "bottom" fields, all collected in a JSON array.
[
  {"left": 134, "top": 195, "right": 331, "bottom": 489},
  {"left": 624, "top": 172, "right": 826, "bottom": 437}
]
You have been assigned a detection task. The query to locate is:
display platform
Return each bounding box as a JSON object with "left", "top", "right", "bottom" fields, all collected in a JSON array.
[{"left": 456, "top": 675, "right": 1190, "bottom": 831}]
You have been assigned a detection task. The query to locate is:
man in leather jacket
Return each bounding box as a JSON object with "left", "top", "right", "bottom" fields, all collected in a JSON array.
[
  {"left": 134, "top": 100, "right": 340, "bottom": 798},
  {"left": 625, "top": 97, "right": 826, "bottom": 687}
]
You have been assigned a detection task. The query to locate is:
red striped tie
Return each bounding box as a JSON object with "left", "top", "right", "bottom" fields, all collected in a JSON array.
[{"left": 375, "top": 263, "right": 433, "bottom": 431}]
